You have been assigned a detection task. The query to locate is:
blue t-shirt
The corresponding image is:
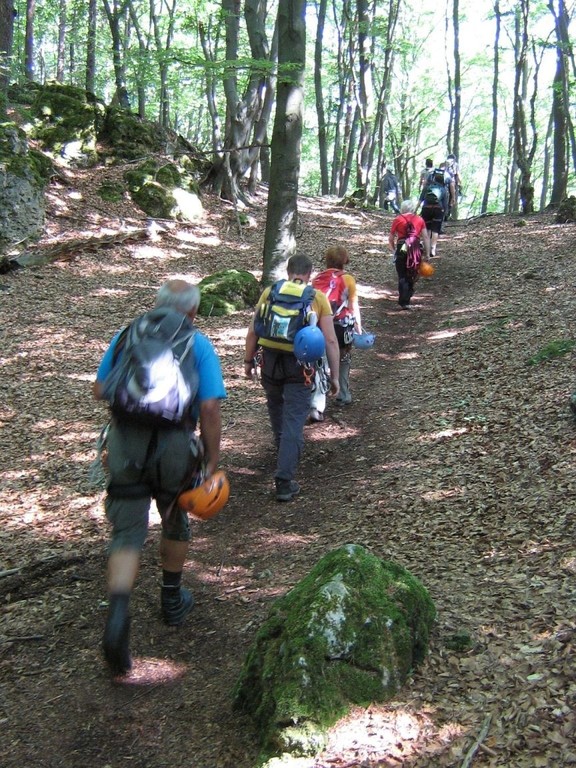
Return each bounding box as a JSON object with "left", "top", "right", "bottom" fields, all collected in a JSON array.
[{"left": 96, "top": 326, "right": 227, "bottom": 403}]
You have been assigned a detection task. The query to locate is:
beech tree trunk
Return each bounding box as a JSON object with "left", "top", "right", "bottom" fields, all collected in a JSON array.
[{"left": 262, "top": 0, "right": 307, "bottom": 285}]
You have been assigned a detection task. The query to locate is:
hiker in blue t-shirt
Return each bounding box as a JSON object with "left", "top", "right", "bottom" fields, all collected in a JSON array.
[{"left": 93, "top": 279, "right": 226, "bottom": 677}]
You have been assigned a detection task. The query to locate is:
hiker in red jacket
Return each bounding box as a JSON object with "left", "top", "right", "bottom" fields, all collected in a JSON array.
[{"left": 388, "top": 200, "right": 431, "bottom": 310}]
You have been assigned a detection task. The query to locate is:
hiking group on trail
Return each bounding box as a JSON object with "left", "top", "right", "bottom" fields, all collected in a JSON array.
[{"left": 92, "top": 157, "right": 454, "bottom": 676}]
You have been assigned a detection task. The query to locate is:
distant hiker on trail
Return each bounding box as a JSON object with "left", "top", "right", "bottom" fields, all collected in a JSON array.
[
  {"left": 308, "top": 245, "right": 363, "bottom": 421},
  {"left": 93, "top": 279, "right": 227, "bottom": 677},
  {"left": 419, "top": 162, "right": 454, "bottom": 252},
  {"left": 419, "top": 158, "right": 434, "bottom": 193},
  {"left": 379, "top": 165, "right": 401, "bottom": 214},
  {"left": 244, "top": 254, "right": 340, "bottom": 502},
  {"left": 446, "top": 153, "right": 462, "bottom": 202},
  {"left": 388, "top": 200, "right": 431, "bottom": 310}
]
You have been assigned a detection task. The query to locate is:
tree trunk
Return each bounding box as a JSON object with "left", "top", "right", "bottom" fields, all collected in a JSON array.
[
  {"left": 25, "top": 0, "right": 36, "bottom": 82},
  {"left": 86, "top": 0, "right": 97, "bottom": 93},
  {"left": 150, "top": 0, "right": 176, "bottom": 128},
  {"left": 482, "top": 1, "right": 501, "bottom": 214},
  {"left": 548, "top": 0, "right": 571, "bottom": 204},
  {"left": 203, "top": 0, "right": 273, "bottom": 203},
  {"left": 56, "top": 0, "right": 67, "bottom": 82},
  {"left": 355, "top": 0, "right": 374, "bottom": 198},
  {"left": 102, "top": 0, "right": 132, "bottom": 111},
  {"left": 450, "top": 0, "right": 461, "bottom": 218},
  {"left": 0, "top": 0, "right": 15, "bottom": 115},
  {"left": 262, "top": 0, "right": 307, "bottom": 285},
  {"left": 511, "top": 0, "right": 536, "bottom": 214},
  {"left": 314, "top": 0, "right": 329, "bottom": 195}
]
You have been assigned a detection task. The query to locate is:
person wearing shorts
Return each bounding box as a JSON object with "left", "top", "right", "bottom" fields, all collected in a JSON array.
[{"left": 93, "top": 279, "right": 226, "bottom": 676}]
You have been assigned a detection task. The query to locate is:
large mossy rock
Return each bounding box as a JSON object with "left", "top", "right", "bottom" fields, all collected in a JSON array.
[
  {"left": 0, "top": 124, "right": 53, "bottom": 247},
  {"left": 124, "top": 158, "right": 204, "bottom": 221},
  {"left": 197, "top": 269, "right": 260, "bottom": 316},
  {"left": 233, "top": 544, "right": 436, "bottom": 762},
  {"left": 16, "top": 81, "right": 106, "bottom": 168},
  {"left": 556, "top": 196, "right": 576, "bottom": 223}
]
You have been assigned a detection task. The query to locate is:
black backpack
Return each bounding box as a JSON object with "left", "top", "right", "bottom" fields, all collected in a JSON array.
[
  {"left": 424, "top": 183, "right": 445, "bottom": 206},
  {"left": 101, "top": 307, "right": 198, "bottom": 426},
  {"left": 254, "top": 280, "right": 315, "bottom": 351}
]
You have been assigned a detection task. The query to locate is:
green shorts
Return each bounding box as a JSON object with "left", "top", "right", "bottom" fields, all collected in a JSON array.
[{"left": 104, "top": 420, "right": 202, "bottom": 552}]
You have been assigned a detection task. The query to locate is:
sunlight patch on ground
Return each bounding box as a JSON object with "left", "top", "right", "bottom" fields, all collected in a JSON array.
[
  {"left": 318, "top": 704, "right": 458, "bottom": 766},
  {"left": 112, "top": 657, "right": 189, "bottom": 686},
  {"left": 420, "top": 426, "right": 469, "bottom": 441},
  {"left": 307, "top": 423, "right": 360, "bottom": 442},
  {"left": 130, "top": 243, "right": 177, "bottom": 260},
  {"left": 421, "top": 487, "right": 464, "bottom": 502},
  {"left": 426, "top": 324, "right": 482, "bottom": 340},
  {"left": 352, "top": 282, "right": 393, "bottom": 300},
  {"left": 443, "top": 300, "right": 501, "bottom": 315}
]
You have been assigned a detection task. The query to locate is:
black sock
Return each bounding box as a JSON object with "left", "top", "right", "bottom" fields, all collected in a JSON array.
[
  {"left": 162, "top": 570, "right": 182, "bottom": 588},
  {"left": 108, "top": 592, "right": 130, "bottom": 612}
]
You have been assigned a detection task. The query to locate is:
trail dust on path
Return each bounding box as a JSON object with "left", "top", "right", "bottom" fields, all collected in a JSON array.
[{"left": 1, "top": 180, "right": 576, "bottom": 768}]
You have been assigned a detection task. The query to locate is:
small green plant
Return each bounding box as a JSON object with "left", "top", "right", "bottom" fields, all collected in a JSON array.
[{"left": 527, "top": 339, "right": 576, "bottom": 365}]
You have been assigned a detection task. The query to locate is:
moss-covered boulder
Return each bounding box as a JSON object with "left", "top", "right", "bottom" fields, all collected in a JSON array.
[
  {"left": 198, "top": 269, "right": 260, "bottom": 317},
  {"left": 556, "top": 196, "right": 576, "bottom": 224},
  {"left": 100, "top": 107, "right": 177, "bottom": 160},
  {"left": 233, "top": 544, "right": 436, "bottom": 762},
  {"left": 20, "top": 82, "right": 106, "bottom": 168},
  {"left": 0, "top": 123, "right": 53, "bottom": 246},
  {"left": 124, "top": 158, "right": 203, "bottom": 221}
]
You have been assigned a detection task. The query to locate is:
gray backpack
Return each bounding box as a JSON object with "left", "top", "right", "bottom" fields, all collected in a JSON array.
[{"left": 101, "top": 307, "right": 198, "bottom": 426}]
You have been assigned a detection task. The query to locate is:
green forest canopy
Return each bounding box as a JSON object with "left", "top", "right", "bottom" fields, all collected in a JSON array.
[{"left": 2, "top": 0, "right": 575, "bottom": 217}]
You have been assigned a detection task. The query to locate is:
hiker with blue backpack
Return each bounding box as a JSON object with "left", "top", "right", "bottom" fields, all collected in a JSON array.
[
  {"left": 389, "top": 200, "right": 431, "bottom": 309},
  {"left": 244, "top": 254, "right": 340, "bottom": 502},
  {"left": 308, "top": 245, "right": 363, "bottom": 421},
  {"left": 93, "top": 279, "right": 227, "bottom": 676}
]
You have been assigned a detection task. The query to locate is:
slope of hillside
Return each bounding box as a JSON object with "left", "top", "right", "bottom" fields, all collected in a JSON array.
[{"left": 1, "top": 171, "right": 576, "bottom": 768}]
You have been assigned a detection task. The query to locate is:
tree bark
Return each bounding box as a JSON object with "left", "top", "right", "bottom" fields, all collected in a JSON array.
[
  {"left": 85, "top": 0, "right": 97, "bottom": 93},
  {"left": 262, "top": 0, "right": 307, "bottom": 285},
  {"left": 482, "top": 1, "right": 501, "bottom": 214},
  {"left": 102, "top": 0, "right": 132, "bottom": 111},
  {"left": 314, "top": 0, "right": 329, "bottom": 195},
  {"left": 56, "top": 0, "right": 67, "bottom": 82},
  {"left": 0, "top": 0, "right": 15, "bottom": 115},
  {"left": 25, "top": 0, "right": 36, "bottom": 82},
  {"left": 548, "top": 0, "right": 571, "bottom": 204}
]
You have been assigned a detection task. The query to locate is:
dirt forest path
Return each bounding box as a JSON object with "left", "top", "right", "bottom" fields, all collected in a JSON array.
[{"left": 1, "top": 190, "right": 576, "bottom": 768}]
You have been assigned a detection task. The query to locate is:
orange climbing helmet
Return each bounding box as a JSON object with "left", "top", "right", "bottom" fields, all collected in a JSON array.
[
  {"left": 419, "top": 260, "right": 435, "bottom": 277},
  {"left": 178, "top": 471, "right": 230, "bottom": 520}
]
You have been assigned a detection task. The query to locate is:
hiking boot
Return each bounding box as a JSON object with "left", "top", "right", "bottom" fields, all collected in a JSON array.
[
  {"left": 275, "top": 479, "right": 301, "bottom": 502},
  {"left": 103, "top": 601, "right": 132, "bottom": 676},
  {"left": 161, "top": 586, "right": 195, "bottom": 626},
  {"left": 309, "top": 408, "right": 324, "bottom": 423}
]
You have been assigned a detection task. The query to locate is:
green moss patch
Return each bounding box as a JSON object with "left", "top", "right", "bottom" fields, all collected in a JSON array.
[{"left": 198, "top": 269, "right": 260, "bottom": 316}]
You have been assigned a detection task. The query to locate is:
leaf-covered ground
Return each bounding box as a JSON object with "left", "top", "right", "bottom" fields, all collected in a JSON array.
[{"left": 1, "top": 172, "right": 576, "bottom": 768}]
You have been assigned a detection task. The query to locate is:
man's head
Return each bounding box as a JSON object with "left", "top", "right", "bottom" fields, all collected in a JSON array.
[
  {"left": 156, "top": 279, "right": 201, "bottom": 318},
  {"left": 324, "top": 245, "right": 350, "bottom": 269},
  {"left": 287, "top": 254, "right": 313, "bottom": 281},
  {"left": 400, "top": 199, "right": 415, "bottom": 214},
  {"left": 425, "top": 158, "right": 433, "bottom": 169}
]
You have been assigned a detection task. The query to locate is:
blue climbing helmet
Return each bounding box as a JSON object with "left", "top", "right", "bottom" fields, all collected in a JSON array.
[
  {"left": 353, "top": 331, "right": 376, "bottom": 349},
  {"left": 293, "top": 325, "right": 326, "bottom": 363}
]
